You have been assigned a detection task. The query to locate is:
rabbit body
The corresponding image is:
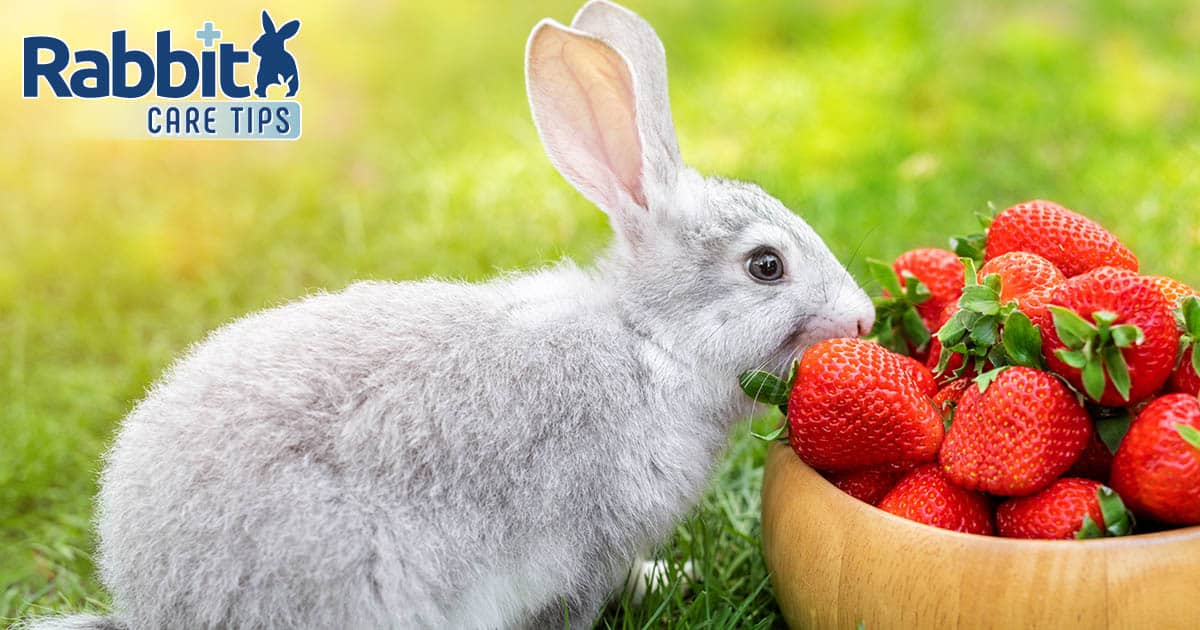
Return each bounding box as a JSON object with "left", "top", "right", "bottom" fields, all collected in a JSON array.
[
  {"left": 91, "top": 164, "right": 870, "bottom": 630},
  {"left": 96, "top": 264, "right": 742, "bottom": 629},
  {"left": 23, "top": 2, "right": 873, "bottom": 629}
]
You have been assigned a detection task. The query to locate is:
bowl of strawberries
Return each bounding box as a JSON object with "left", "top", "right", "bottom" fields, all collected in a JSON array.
[{"left": 752, "top": 200, "right": 1200, "bottom": 629}]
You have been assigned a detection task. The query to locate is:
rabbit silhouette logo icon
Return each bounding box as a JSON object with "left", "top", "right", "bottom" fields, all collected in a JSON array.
[{"left": 252, "top": 10, "right": 300, "bottom": 98}]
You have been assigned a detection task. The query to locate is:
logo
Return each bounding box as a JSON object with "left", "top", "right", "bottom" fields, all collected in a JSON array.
[{"left": 22, "top": 9, "right": 302, "bottom": 140}]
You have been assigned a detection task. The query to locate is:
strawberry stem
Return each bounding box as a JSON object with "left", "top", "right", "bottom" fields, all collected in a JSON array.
[
  {"left": 749, "top": 422, "right": 788, "bottom": 442},
  {"left": 946, "top": 205, "right": 996, "bottom": 265},
  {"left": 1049, "top": 306, "right": 1143, "bottom": 403},
  {"left": 866, "top": 259, "right": 931, "bottom": 356},
  {"left": 1175, "top": 296, "right": 1200, "bottom": 374},
  {"left": 738, "top": 361, "right": 797, "bottom": 441},
  {"left": 972, "top": 366, "right": 1008, "bottom": 392},
  {"left": 1098, "top": 486, "right": 1134, "bottom": 537},
  {"left": 1076, "top": 516, "right": 1104, "bottom": 539},
  {"left": 738, "top": 365, "right": 793, "bottom": 407},
  {"left": 1177, "top": 423, "right": 1200, "bottom": 451},
  {"left": 1075, "top": 486, "right": 1134, "bottom": 539},
  {"left": 1001, "top": 311, "right": 1043, "bottom": 369},
  {"left": 1093, "top": 408, "right": 1133, "bottom": 454},
  {"left": 934, "top": 260, "right": 1043, "bottom": 380},
  {"left": 1182, "top": 296, "right": 1200, "bottom": 337}
]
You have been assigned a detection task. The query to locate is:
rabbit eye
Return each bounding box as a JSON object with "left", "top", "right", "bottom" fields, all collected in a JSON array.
[{"left": 746, "top": 248, "right": 784, "bottom": 283}]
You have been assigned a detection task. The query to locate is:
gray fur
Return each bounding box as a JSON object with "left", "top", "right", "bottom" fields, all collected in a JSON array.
[
  {"left": 21, "top": 2, "right": 871, "bottom": 629},
  {"left": 14, "top": 615, "right": 126, "bottom": 630}
]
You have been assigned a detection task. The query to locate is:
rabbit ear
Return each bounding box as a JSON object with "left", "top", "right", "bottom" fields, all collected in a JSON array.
[
  {"left": 277, "top": 19, "right": 300, "bottom": 39},
  {"left": 570, "top": 1, "right": 682, "bottom": 188},
  {"left": 261, "top": 10, "right": 276, "bottom": 34},
  {"left": 526, "top": 19, "right": 660, "bottom": 236}
]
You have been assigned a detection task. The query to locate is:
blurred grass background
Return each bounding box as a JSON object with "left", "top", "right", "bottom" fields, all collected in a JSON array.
[{"left": 3, "top": 0, "right": 1200, "bottom": 626}]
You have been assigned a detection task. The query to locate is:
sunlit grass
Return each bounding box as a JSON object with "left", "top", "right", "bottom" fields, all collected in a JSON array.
[{"left": 4, "top": 0, "right": 1200, "bottom": 626}]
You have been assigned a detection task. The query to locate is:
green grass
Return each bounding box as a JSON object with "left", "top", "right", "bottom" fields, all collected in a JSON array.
[{"left": 4, "top": 0, "right": 1200, "bottom": 627}]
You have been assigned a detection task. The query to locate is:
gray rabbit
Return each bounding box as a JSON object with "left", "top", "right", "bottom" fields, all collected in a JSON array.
[{"left": 22, "top": 2, "right": 872, "bottom": 629}]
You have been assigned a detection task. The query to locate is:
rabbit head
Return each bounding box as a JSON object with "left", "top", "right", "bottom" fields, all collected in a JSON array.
[
  {"left": 527, "top": 1, "right": 873, "bottom": 383},
  {"left": 253, "top": 10, "right": 300, "bottom": 57}
]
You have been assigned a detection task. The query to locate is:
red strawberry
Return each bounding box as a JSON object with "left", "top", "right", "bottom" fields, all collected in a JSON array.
[
  {"left": 1109, "top": 393, "right": 1200, "bottom": 525},
  {"left": 896, "top": 353, "right": 937, "bottom": 398},
  {"left": 1067, "top": 430, "right": 1116, "bottom": 482},
  {"left": 1042, "top": 267, "right": 1178, "bottom": 406},
  {"left": 893, "top": 248, "right": 966, "bottom": 330},
  {"left": 1148, "top": 279, "right": 1200, "bottom": 397},
  {"left": 931, "top": 378, "right": 971, "bottom": 425},
  {"left": 825, "top": 464, "right": 910, "bottom": 506},
  {"left": 996, "top": 478, "right": 1133, "bottom": 539},
  {"left": 1148, "top": 276, "right": 1198, "bottom": 307},
  {"left": 941, "top": 367, "right": 1092, "bottom": 496},
  {"left": 878, "top": 464, "right": 994, "bottom": 535},
  {"left": 789, "top": 338, "right": 943, "bottom": 472},
  {"left": 1171, "top": 350, "right": 1200, "bottom": 397},
  {"left": 984, "top": 200, "right": 1138, "bottom": 277},
  {"left": 978, "top": 251, "right": 1066, "bottom": 304},
  {"left": 1015, "top": 284, "right": 1057, "bottom": 338}
]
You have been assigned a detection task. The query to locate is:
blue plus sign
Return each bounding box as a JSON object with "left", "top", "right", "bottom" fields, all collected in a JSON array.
[{"left": 195, "top": 21, "right": 221, "bottom": 48}]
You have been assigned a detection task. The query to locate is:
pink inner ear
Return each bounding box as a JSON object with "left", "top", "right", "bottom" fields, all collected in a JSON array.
[
  {"left": 530, "top": 26, "right": 647, "bottom": 214},
  {"left": 560, "top": 40, "right": 646, "bottom": 209}
]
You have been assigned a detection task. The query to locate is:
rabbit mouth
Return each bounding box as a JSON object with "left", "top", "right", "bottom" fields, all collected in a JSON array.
[
  {"left": 781, "top": 327, "right": 806, "bottom": 355},
  {"left": 778, "top": 317, "right": 817, "bottom": 362},
  {"left": 779, "top": 312, "right": 863, "bottom": 361}
]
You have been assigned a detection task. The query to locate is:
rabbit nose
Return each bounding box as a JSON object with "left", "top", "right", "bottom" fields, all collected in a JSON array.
[
  {"left": 856, "top": 314, "right": 874, "bottom": 338},
  {"left": 848, "top": 287, "right": 875, "bottom": 337}
]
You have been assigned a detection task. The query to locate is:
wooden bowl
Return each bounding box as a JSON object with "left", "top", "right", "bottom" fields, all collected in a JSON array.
[{"left": 761, "top": 442, "right": 1200, "bottom": 629}]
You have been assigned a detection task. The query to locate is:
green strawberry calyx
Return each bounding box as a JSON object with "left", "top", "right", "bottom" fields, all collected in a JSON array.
[
  {"left": 737, "top": 360, "right": 797, "bottom": 441},
  {"left": 1075, "top": 486, "right": 1135, "bottom": 539},
  {"left": 1177, "top": 423, "right": 1200, "bottom": 451},
  {"left": 939, "top": 399, "right": 958, "bottom": 432},
  {"left": 935, "top": 258, "right": 1045, "bottom": 388},
  {"left": 1173, "top": 296, "right": 1200, "bottom": 377},
  {"left": 1049, "top": 306, "right": 1144, "bottom": 403},
  {"left": 947, "top": 203, "right": 997, "bottom": 265},
  {"left": 866, "top": 258, "right": 932, "bottom": 356},
  {"left": 1093, "top": 406, "right": 1133, "bottom": 454}
]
